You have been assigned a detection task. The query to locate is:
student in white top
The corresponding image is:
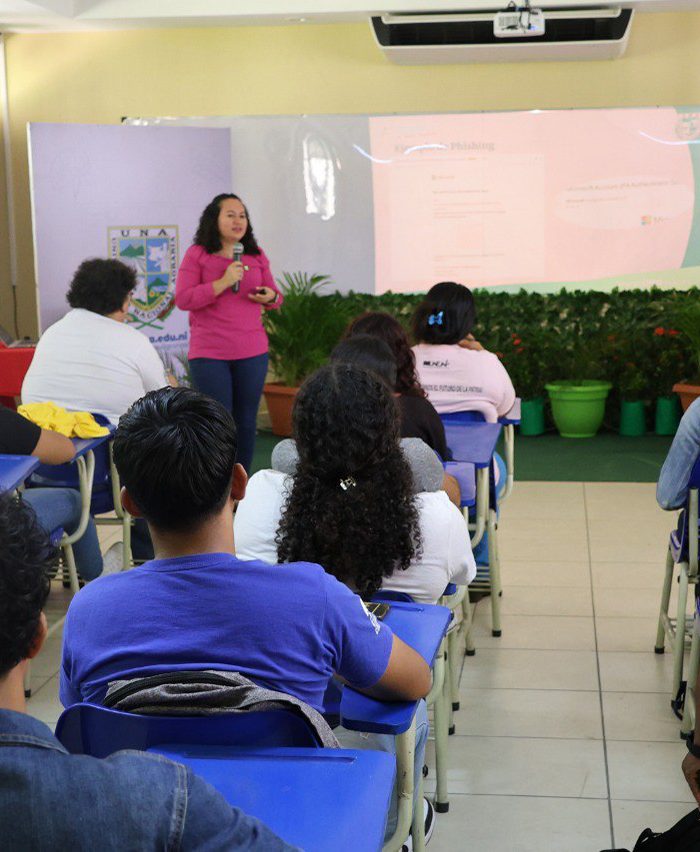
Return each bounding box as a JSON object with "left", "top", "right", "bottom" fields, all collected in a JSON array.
[
  {"left": 411, "top": 281, "right": 515, "bottom": 422},
  {"left": 22, "top": 259, "right": 168, "bottom": 425},
  {"left": 235, "top": 363, "right": 474, "bottom": 604}
]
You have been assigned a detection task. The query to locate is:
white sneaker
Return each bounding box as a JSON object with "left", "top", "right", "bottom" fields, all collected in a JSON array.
[
  {"left": 401, "top": 798, "right": 436, "bottom": 851},
  {"left": 101, "top": 542, "right": 124, "bottom": 576}
]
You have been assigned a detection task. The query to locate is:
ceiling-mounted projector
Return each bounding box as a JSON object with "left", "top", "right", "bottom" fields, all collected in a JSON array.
[{"left": 494, "top": 6, "right": 545, "bottom": 37}]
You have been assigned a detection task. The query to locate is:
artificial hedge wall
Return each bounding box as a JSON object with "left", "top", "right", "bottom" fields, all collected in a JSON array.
[{"left": 325, "top": 287, "right": 700, "bottom": 408}]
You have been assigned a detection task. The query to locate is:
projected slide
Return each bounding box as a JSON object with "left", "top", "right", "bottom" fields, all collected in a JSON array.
[{"left": 369, "top": 109, "right": 697, "bottom": 293}]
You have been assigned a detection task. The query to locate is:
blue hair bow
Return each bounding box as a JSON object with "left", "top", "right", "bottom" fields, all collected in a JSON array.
[{"left": 428, "top": 310, "right": 444, "bottom": 327}]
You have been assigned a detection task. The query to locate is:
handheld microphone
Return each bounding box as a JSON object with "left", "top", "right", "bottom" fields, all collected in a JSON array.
[{"left": 232, "top": 242, "right": 244, "bottom": 293}]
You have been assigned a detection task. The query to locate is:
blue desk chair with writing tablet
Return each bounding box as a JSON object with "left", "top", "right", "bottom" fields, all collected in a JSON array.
[
  {"left": 56, "top": 703, "right": 394, "bottom": 852},
  {"left": 28, "top": 416, "right": 132, "bottom": 571},
  {"left": 656, "top": 456, "right": 700, "bottom": 717}
]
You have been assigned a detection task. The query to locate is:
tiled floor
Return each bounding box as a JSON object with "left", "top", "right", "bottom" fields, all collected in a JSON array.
[{"left": 28, "top": 483, "right": 696, "bottom": 851}]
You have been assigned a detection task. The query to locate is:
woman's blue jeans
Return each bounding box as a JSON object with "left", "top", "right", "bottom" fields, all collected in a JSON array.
[
  {"left": 23, "top": 488, "right": 103, "bottom": 581},
  {"left": 189, "top": 353, "right": 269, "bottom": 473}
]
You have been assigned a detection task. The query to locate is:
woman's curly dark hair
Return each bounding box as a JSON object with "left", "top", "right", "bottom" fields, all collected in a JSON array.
[
  {"left": 67, "top": 258, "right": 136, "bottom": 316},
  {"left": 276, "top": 363, "right": 422, "bottom": 597},
  {"left": 193, "top": 193, "right": 261, "bottom": 256},
  {"left": 0, "top": 494, "right": 55, "bottom": 678},
  {"left": 344, "top": 311, "right": 426, "bottom": 398}
]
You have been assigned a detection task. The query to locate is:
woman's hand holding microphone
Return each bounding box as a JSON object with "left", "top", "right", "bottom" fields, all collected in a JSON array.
[{"left": 212, "top": 261, "right": 245, "bottom": 296}]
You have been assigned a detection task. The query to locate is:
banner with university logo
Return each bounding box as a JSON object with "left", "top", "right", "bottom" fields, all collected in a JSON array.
[{"left": 29, "top": 122, "right": 232, "bottom": 374}]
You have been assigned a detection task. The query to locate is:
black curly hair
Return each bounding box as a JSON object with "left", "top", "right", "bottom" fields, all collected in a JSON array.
[
  {"left": 193, "top": 193, "right": 261, "bottom": 256},
  {"left": 66, "top": 258, "right": 136, "bottom": 316},
  {"left": 412, "top": 281, "right": 476, "bottom": 346},
  {"left": 345, "top": 311, "right": 426, "bottom": 398},
  {"left": 276, "top": 364, "right": 422, "bottom": 597},
  {"left": 0, "top": 493, "right": 55, "bottom": 678}
]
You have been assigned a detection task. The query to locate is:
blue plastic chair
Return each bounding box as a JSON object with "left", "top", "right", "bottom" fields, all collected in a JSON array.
[
  {"left": 656, "top": 456, "right": 700, "bottom": 718},
  {"left": 28, "top": 415, "right": 132, "bottom": 570},
  {"left": 56, "top": 703, "right": 394, "bottom": 852}
]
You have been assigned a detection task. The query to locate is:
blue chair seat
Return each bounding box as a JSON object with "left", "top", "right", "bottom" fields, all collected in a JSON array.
[{"left": 443, "top": 461, "right": 476, "bottom": 507}]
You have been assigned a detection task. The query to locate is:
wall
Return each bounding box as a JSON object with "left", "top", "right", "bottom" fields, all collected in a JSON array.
[{"left": 3, "top": 14, "right": 700, "bottom": 335}]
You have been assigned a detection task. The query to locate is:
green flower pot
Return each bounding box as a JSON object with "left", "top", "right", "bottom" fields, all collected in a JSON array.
[
  {"left": 655, "top": 395, "right": 681, "bottom": 436},
  {"left": 545, "top": 380, "right": 612, "bottom": 438},
  {"left": 519, "top": 397, "right": 545, "bottom": 436},
  {"left": 619, "top": 399, "right": 646, "bottom": 437}
]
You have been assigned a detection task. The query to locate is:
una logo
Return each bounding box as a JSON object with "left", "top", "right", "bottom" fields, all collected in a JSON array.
[{"left": 109, "top": 226, "right": 179, "bottom": 330}]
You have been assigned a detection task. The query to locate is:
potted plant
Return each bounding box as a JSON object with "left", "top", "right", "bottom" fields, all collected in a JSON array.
[
  {"left": 262, "top": 272, "right": 353, "bottom": 436},
  {"left": 672, "top": 301, "right": 700, "bottom": 412},
  {"left": 545, "top": 331, "right": 612, "bottom": 438},
  {"left": 499, "top": 332, "right": 546, "bottom": 436},
  {"left": 651, "top": 326, "right": 684, "bottom": 434}
]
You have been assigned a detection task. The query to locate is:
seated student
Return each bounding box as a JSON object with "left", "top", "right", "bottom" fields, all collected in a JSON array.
[
  {"left": 274, "top": 363, "right": 475, "bottom": 604},
  {"left": 330, "top": 332, "right": 461, "bottom": 506},
  {"left": 343, "top": 312, "right": 451, "bottom": 460},
  {"left": 22, "top": 258, "right": 168, "bottom": 426},
  {"left": 61, "top": 386, "right": 430, "bottom": 710},
  {"left": 657, "top": 397, "right": 700, "bottom": 510},
  {"left": 411, "top": 281, "right": 516, "bottom": 422},
  {"left": 0, "top": 493, "right": 292, "bottom": 851},
  {"left": 0, "top": 403, "right": 109, "bottom": 579}
]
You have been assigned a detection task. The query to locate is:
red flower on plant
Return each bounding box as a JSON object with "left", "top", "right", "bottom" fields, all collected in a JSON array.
[
  {"left": 512, "top": 337, "right": 522, "bottom": 346},
  {"left": 668, "top": 329, "right": 680, "bottom": 336},
  {"left": 653, "top": 327, "right": 665, "bottom": 336},
  {"left": 516, "top": 347, "right": 525, "bottom": 354},
  {"left": 496, "top": 351, "right": 504, "bottom": 359}
]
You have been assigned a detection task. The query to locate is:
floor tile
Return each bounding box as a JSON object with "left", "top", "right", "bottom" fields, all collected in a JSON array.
[
  {"left": 498, "top": 586, "right": 593, "bottom": 617},
  {"left": 472, "top": 614, "right": 596, "bottom": 651},
  {"left": 456, "top": 688, "right": 602, "bottom": 739},
  {"left": 607, "top": 740, "right": 695, "bottom": 802},
  {"left": 591, "top": 561, "right": 665, "bottom": 590},
  {"left": 598, "top": 651, "right": 675, "bottom": 694},
  {"left": 424, "top": 735, "right": 608, "bottom": 798},
  {"left": 429, "top": 795, "right": 611, "bottom": 852},
  {"left": 504, "top": 560, "right": 592, "bottom": 588},
  {"left": 29, "top": 626, "right": 64, "bottom": 677},
  {"left": 611, "top": 800, "right": 693, "bottom": 849},
  {"left": 602, "top": 691, "right": 683, "bottom": 743},
  {"left": 596, "top": 616, "right": 666, "bottom": 653},
  {"left": 499, "top": 518, "right": 590, "bottom": 563},
  {"left": 584, "top": 482, "right": 666, "bottom": 520},
  {"left": 500, "top": 481, "right": 586, "bottom": 520},
  {"left": 460, "top": 648, "right": 599, "bottom": 691},
  {"left": 593, "top": 585, "right": 691, "bottom": 619},
  {"left": 26, "top": 677, "right": 62, "bottom": 730},
  {"left": 587, "top": 521, "right": 672, "bottom": 564}
]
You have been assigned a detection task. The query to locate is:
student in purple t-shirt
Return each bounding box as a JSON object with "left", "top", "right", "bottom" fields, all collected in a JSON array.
[{"left": 60, "top": 387, "right": 430, "bottom": 713}]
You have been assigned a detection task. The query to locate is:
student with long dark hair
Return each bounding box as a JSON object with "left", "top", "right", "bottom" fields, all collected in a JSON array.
[
  {"left": 175, "top": 194, "right": 283, "bottom": 472},
  {"left": 412, "top": 282, "right": 515, "bottom": 422},
  {"left": 343, "top": 312, "right": 450, "bottom": 460}
]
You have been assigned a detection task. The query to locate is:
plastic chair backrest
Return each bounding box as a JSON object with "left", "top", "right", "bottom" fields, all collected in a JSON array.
[
  {"left": 55, "top": 703, "right": 324, "bottom": 758},
  {"left": 440, "top": 410, "right": 486, "bottom": 425},
  {"left": 371, "top": 590, "right": 415, "bottom": 603},
  {"left": 689, "top": 456, "right": 700, "bottom": 491}
]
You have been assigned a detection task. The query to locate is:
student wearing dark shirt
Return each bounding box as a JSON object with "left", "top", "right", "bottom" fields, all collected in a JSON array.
[
  {"left": 0, "top": 493, "right": 293, "bottom": 852},
  {"left": 0, "top": 405, "right": 104, "bottom": 580}
]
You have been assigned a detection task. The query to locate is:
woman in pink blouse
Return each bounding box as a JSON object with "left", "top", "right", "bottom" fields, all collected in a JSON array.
[{"left": 175, "top": 194, "right": 283, "bottom": 472}]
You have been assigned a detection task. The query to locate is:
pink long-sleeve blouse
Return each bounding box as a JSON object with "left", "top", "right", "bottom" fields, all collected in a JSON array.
[{"left": 175, "top": 244, "right": 283, "bottom": 361}]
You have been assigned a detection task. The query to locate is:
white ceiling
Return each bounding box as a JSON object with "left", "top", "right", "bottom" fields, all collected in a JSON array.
[{"left": 1, "top": 0, "right": 699, "bottom": 31}]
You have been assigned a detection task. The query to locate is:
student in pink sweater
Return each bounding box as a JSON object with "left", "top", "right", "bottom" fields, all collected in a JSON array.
[
  {"left": 411, "top": 282, "right": 515, "bottom": 423},
  {"left": 175, "top": 194, "right": 283, "bottom": 472}
]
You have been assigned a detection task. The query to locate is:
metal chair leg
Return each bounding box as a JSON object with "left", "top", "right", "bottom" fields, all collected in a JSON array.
[
  {"left": 382, "top": 720, "right": 417, "bottom": 852},
  {"left": 656, "top": 547, "right": 674, "bottom": 653},
  {"left": 682, "top": 626, "right": 700, "bottom": 737},
  {"left": 462, "top": 585, "right": 475, "bottom": 656},
  {"left": 488, "top": 509, "right": 502, "bottom": 637},
  {"left": 432, "top": 649, "right": 449, "bottom": 813},
  {"left": 672, "top": 567, "right": 690, "bottom": 708}
]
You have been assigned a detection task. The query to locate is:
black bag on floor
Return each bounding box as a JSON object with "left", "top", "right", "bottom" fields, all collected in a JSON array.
[{"left": 601, "top": 809, "right": 700, "bottom": 852}]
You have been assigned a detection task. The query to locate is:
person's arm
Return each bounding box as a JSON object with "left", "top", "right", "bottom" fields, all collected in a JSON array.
[
  {"left": 442, "top": 472, "right": 461, "bottom": 507},
  {"left": 182, "top": 769, "right": 299, "bottom": 850},
  {"left": 248, "top": 251, "right": 284, "bottom": 310},
  {"left": 658, "top": 399, "right": 700, "bottom": 510},
  {"left": 33, "top": 428, "right": 76, "bottom": 465},
  {"left": 174, "top": 247, "right": 243, "bottom": 312},
  {"left": 327, "top": 580, "right": 431, "bottom": 703},
  {"left": 360, "top": 633, "right": 431, "bottom": 702}
]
